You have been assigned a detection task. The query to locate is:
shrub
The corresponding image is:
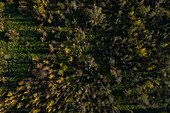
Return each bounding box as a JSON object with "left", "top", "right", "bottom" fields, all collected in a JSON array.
[
  {"left": 5, "top": 30, "right": 19, "bottom": 41},
  {"left": 0, "top": 2, "right": 4, "bottom": 32},
  {"left": 18, "top": 0, "right": 29, "bottom": 14},
  {"left": 0, "top": 2, "right": 5, "bottom": 13},
  {"left": 18, "top": 0, "right": 54, "bottom": 25},
  {"left": 0, "top": 21, "right": 4, "bottom": 32},
  {"left": 6, "top": 0, "right": 14, "bottom": 5}
]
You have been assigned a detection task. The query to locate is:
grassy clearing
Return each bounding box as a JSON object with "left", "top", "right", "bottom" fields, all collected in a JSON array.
[{"left": 0, "top": 2, "right": 42, "bottom": 83}]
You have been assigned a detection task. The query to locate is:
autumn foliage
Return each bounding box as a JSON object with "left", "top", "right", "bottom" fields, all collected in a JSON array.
[{"left": 0, "top": 0, "right": 169, "bottom": 112}]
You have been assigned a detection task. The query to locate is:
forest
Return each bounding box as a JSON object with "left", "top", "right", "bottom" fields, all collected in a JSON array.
[{"left": 0, "top": 0, "right": 169, "bottom": 112}]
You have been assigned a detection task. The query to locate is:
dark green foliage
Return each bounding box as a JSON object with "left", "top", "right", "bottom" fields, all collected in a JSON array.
[{"left": 0, "top": 0, "right": 169, "bottom": 112}]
